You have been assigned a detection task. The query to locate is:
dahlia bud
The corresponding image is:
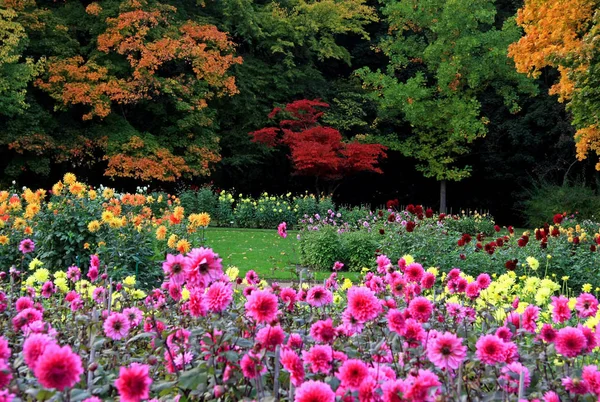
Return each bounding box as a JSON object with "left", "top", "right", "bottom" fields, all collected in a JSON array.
[
  {"left": 148, "top": 356, "right": 158, "bottom": 365},
  {"left": 0, "top": 272, "right": 5, "bottom": 280},
  {"left": 214, "top": 385, "right": 225, "bottom": 398},
  {"left": 101, "top": 273, "right": 108, "bottom": 280},
  {"left": 88, "top": 362, "right": 98, "bottom": 372},
  {"left": 116, "top": 283, "right": 123, "bottom": 291}
]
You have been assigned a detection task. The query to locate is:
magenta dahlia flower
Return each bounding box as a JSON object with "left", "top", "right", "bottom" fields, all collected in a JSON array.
[
  {"left": 33, "top": 344, "right": 83, "bottom": 391},
  {"left": 114, "top": 363, "right": 152, "bottom": 402},
  {"left": 426, "top": 331, "right": 466, "bottom": 370},
  {"left": 18, "top": 238, "right": 35, "bottom": 254}
]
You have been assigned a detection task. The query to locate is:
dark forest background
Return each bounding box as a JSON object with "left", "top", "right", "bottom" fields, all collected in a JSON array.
[{"left": 1, "top": 0, "right": 597, "bottom": 226}]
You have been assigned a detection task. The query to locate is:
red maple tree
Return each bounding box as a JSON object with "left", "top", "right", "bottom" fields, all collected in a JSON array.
[{"left": 250, "top": 99, "right": 387, "bottom": 191}]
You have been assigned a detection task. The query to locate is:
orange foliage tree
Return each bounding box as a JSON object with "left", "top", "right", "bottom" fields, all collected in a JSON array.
[
  {"left": 509, "top": 0, "right": 600, "bottom": 169},
  {"left": 6, "top": 0, "right": 241, "bottom": 181}
]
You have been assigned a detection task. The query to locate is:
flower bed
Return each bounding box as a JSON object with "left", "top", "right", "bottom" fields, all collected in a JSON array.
[
  {"left": 0, "top": 174, "right": 212, "bottom": 287},
  {"left": 298, "top": 206, "right": 600, "bottom": 290},
  {"left": 178, "top": 187, "right": 338, "bottom": 229},
  {"left": 0, "top": 174, "right": 370, "bottom": 284},
  {"left": 1, "top": 243, "right": 600, "bottom": 401}
]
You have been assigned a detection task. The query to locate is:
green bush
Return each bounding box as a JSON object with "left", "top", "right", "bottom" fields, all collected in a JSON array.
[
  {"left": 254, "top": 194, "right": 295, "bottom": 228},
  {"left": 522, "top": 181, "right": 600, "bottom": 227},
  {"left": 234, "top": 199, "right": 256, "bottom": 228},
  {"left": 298, "top": 226, "right": 343, "bottom": 271},
  {"left": 178, "top": 186, "right": 218, "bottom": 218},
  {"left": 317, "top": 197, "right": 336, "bottom": 216},
  {"left": 215, "top": 191, "right": 234, "bottom": 226},
  {"left": 35, "top": 196, "right": 101, "bottom": 269},
  {"left": 339, "top": 206, "right": 372, "bottom": 228},
  {"left": 197, "top": 187, "right": 218, "bottom": 216},
  {"left": 341, "top": 230, "right": 377, "bottom": 271},
  {"left": 178, "top": 189, "right": 199, "bottom": 213},
  {"left": 444, "top": 214, "right": 496, "bottom": 235},
  {"left": 97, "top": 225, "right": 162, "bottom": 289},
  {"left": 294, "top": 195, "right": 319, "bottom": 218}
]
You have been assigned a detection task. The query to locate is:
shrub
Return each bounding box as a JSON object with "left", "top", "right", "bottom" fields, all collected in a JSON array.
[
  {"left": 522, "top": 181, "right": 600, "bottom": 227},
  {"left": 177, "top": 188, "right": 199, "bottom": 213},
  {"left": 316, "top": 196, "right": 336, "bottom": 216},
  {"left": 34, "top": 196, "right": 99, "bottom": 269},
  {"left": 215, "top": 191, "right": 234, "bottom": 226},
  {"left": 443, "top": 212, "right": 497, "bottom": 235},
  {"left": 293, "top": 194, "right": 319, "bottom": 218},
  {"left": 196, "top": 186, "right": 218, "bottom": 216},
  {"left": 234, "top": 199, "right": 256, "bottom": 228},
  {"left": 339, "top": 205, "right": 373, "bottom": 228},
  {"left": 254, "top": 193, "right": 295, "bottom": 228},
  {"left": 298, "top": 226, "right": 343, "bottom": 270},
  {"left": 341, "top": 230, "right": 377, "bottom": 271}
]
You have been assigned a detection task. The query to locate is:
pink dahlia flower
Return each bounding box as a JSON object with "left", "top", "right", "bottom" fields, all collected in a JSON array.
[
  {"left": 475, "top": 334, "right": 506, "bottom": 365},
  {"left": 244, "top": 289, "right": 279, "bottom": 323},
  {"left": 33, "top": 344, "right": 83, "bottom": 391},
  {"left": 204, "top": 281, "right": 233, "bottom": 313},
  {"left": 306, "top": 286, "right": 333, "bottom": 307},
  {"left": 103, "top": 313, "right": 130, "bottom": 340},
  {"left": 426, "top": 331, "right": 466, "bottom": 370},
  {"left": 555, "top": 327, "right": 587, "bottom": 358},
  {"left": 162, "top": 254, "right": 186, "bottom": 286},
  {"left": 346, "top": 286, "right": 381, "bottom": 323},
  {"left": 184, "top": 247, "right": 223, "bottom": 287},
  {"left": 294, "top": 380, "right": 335, "bottom": 402},
  {"left": 337, "top": 359, "right": 369, "bottom": 390},
  {"left": 114, "top": 363, "right": 152, "bottom": 402}
]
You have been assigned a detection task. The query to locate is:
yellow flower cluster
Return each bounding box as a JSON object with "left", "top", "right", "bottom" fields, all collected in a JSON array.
[{"left": 0, "top": 173, "right": 220, "bottom": 262}]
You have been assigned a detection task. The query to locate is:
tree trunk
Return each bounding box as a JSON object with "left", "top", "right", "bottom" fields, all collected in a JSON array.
[{"left": 439, "top": 180, "right": 447, "bottom": 214}]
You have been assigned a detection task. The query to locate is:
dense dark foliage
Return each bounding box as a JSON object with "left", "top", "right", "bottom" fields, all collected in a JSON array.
[{"left": 1, "top": 0, "right": 599, "bottom": 225}]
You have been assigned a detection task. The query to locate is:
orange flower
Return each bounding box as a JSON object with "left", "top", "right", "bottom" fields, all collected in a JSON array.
[
  {"left": 173, "top": 206, "right": 184, "bottom": 220},
  {"left": 176, "top": 239, "right": 191, "bottom": 254},
  {"left": 156, "top": 225, "right": 167, "bottom": 240},
  {"left": 69, "top": 182, "right": 85, "bottom": 195}
]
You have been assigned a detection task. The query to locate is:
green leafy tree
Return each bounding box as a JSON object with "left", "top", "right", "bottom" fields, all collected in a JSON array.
[
  {"left": 215, "top": 0, "right": 378, "bottom": 65},
  {"left": 0, "top": 8, "right": 41, "bottom": 117},
  {"left": 358, "top": 0, "right": 537, "bottom": 212}
]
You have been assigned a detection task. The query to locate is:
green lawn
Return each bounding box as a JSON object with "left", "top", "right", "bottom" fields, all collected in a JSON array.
[
  {"left": 202, "top": 226, "right": 532, "bottom": 283},
  {"left": 203, "top": 227, "right": 359, "bottom": 283}
]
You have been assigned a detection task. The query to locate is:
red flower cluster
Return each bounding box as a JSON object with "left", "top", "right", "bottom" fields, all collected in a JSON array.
[
  {"left": 505, "top": 259, "right": 518, "bottom": 270},
  {"left": 386, "top": 199, "right": 399, "bottom": 210},
  {"left": 517, "top": 234, "right": 529, "bottom": 247},
  {"left": 457, "top": 233, "right": 472, "bottom": 247},
  {"left": 553, "top": 213, "right": 564, "bottom": 225}
]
